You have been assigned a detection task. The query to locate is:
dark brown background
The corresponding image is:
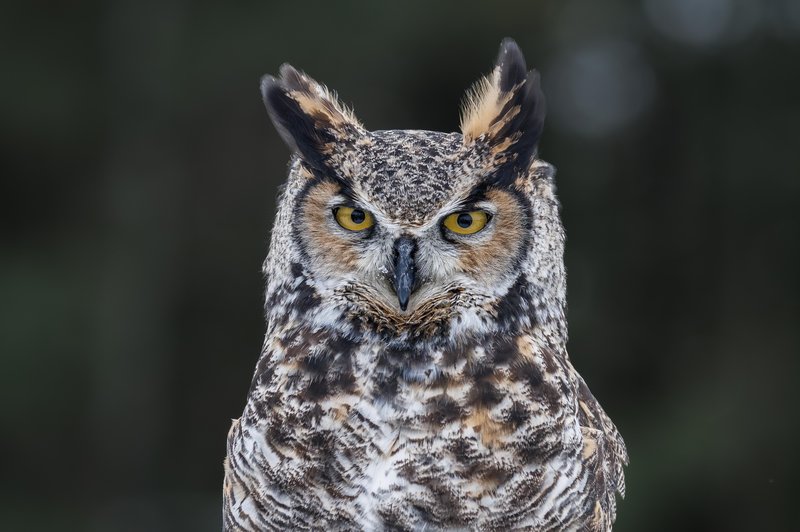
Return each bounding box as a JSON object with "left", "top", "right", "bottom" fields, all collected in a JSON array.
[{"left": 2, "top": 1, "right": 799, "bottom": 530}]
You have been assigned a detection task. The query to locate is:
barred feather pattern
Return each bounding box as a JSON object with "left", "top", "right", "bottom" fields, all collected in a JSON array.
[{"left": 223, "top": 157, "right": 627, "bottom": 531}]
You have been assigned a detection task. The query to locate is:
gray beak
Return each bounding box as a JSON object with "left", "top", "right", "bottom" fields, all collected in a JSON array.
[{"left": 393, "top": 236, "right": 416, "bottom": 311}]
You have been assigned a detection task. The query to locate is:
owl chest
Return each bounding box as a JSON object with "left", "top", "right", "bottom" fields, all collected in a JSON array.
[
  {"left": 314, "top": 389, "right": 471, "bottom": 525},
  {"left": 284, "top": 373, "right": 509, "bottom": 520},
  {"left": 285, "top": 392, "right": 576, "bottom": 529},
  {"left": 258, "top": 334, "right": 581, "bottom": 526}
]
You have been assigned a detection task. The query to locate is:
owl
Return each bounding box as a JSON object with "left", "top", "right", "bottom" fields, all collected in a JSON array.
[{"left": 223, "top": 39, "right": 627, "bottom": 531}]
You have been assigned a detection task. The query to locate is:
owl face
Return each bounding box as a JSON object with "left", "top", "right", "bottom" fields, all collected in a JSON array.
[
  {"left": 262, "top": 41, "right": 545, "bottom": 334},
  {"left": 296, "top": 131, "right": 531, "bottom": 317}
]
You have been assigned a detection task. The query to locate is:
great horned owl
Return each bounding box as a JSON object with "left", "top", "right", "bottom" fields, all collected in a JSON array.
[{"left": 223, "top": 39, "right": 627, "bottom": 531}]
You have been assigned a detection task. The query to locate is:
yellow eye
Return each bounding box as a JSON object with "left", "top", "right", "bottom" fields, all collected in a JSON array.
[
  {"left": 443, "top": 210, "right": 490, "bottom": 235},
  {"left": 334, "top": 206, "right": 374, "bottom": 231}
]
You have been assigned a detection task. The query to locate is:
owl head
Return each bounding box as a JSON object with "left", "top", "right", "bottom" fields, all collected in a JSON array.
[{"left": 261, "top": 39, "right": 562, "bottom": 341}]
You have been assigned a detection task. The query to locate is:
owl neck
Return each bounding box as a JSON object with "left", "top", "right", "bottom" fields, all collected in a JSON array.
[{"left": 253, "top": 270, "right": 570, "bottom": 415}]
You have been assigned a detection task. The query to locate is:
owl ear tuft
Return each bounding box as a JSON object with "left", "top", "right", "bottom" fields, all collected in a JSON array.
[
  {"left": 261, "top": 64, "right": 364, "bottom": 170},
  {"left": 460, "top": 38, "right": 546, "bottom": 179}
]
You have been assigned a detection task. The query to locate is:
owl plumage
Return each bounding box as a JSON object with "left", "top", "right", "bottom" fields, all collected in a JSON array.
[{"left": 223, "top": 39, "right": 627, "bottom": 531}]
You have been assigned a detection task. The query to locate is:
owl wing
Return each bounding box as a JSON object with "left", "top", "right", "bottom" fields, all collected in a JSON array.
[
  {"left": 578, "top": 376, "right": 628, "bottom": 488},
  {"left": 572, "top": 370, "right": 628, "bottom": 530}
]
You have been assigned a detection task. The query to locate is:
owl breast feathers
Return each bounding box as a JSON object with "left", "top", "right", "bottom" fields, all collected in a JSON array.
[{"left": 223, "top": 38, "right": 627, "bottom": 531}]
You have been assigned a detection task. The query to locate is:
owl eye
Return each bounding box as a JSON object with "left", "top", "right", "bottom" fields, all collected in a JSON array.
[
  {"left": 334, "top": 206, "right": 375, "bottom": 232},
  {"left": 443, "top": 210, "right": 490, "bottom": 235}
]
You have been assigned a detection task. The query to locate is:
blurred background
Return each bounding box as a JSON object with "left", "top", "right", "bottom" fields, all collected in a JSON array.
[{"left": 2, "top": 0, "right": 799, "bottom": 530}]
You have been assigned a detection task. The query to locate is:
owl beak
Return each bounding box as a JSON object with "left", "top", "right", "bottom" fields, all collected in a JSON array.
[{"left": 392, "top": 236, "right": 417, "bottom": 311}]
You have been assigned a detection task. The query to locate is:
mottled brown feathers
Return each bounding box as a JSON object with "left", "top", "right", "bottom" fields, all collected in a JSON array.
[{"left": 224, "top": 37, "right": 626, "bottom": 532}]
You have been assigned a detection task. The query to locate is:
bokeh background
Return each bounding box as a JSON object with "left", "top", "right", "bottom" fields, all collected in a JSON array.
[{"left": 3, "top": 0, "right": 799, "bottom": 530}]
